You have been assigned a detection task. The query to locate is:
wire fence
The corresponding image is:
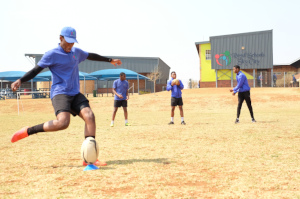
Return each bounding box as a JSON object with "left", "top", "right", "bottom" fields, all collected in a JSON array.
[{"left": 252, "top": 71, "right": 299, "bottom": 88}]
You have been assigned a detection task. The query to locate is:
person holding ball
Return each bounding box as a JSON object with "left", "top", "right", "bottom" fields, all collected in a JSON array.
[
  {"left": 166, "top": 71, "right": 185, "bottom": 125},
  {"left": 10, "top": 27, "right": 122, "bottom": 167}
]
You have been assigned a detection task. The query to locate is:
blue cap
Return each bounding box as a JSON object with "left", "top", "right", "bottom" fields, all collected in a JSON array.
[{"left": 60, "top": 27, "right": 78, "bottom": 43}]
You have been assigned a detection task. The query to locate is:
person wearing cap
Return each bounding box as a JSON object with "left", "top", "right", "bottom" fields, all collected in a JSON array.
[
  {"left": 10, "top": 27, "right": 122, "bottom": 167},
  {"left": 230, "top": 65, "right": 256, "bottom": 124}
]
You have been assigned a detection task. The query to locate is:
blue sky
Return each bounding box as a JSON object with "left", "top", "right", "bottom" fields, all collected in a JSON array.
[{"left": 1, "top": 0, "right": 299, "bottom": 85}]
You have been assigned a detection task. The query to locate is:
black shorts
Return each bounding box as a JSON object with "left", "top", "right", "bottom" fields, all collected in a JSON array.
[
  {"left": 51, "top": 93, "right": 90, "bottom": 116},
  {"left": 114, "top": 100, "right": 127, "bottom": 107},
  {"left": 171, "top": 97, "right": 183, "bottom": 106}
]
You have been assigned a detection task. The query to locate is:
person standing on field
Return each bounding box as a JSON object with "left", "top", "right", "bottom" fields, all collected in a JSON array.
[
  {"left": 111, "top": 72, "right": 130, "bottom": 127},
  {"left": 230, "top": 65, "right": 256, "bottom": 124},
  {"left": 273, "top": 73, "right": 277, "bottom": 87},
  {"left": 166, "top": 71, "right": 185, "bottom": 125}
]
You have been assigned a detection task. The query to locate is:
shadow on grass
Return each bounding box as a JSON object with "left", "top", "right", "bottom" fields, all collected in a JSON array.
[
  {"left": 106, "top": 158, "right": 173, "bottom": 165},
  {"left": 46, "top": 158, "right": 172, "bottom": 169}
]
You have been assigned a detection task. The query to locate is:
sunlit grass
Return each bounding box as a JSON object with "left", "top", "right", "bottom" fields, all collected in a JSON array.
[{"left": 0, "top": 88, "right": 299, "bottom": 198}]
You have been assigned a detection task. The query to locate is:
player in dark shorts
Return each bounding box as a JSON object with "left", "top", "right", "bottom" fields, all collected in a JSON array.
[
  {"left": 111, "top": 72, "right": 130, "bottom": 126},
  {"left": 230, "top": 65, "right": 256, "bottom": 124},
  {"left": 10, "top": 27, "right": 122, "bottom": 166},
  {"left": 166, "top": 71, "right": 185, "bottom": 125}
]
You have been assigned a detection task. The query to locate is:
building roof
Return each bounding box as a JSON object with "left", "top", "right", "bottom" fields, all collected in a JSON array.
[
  {"left": 209, "top": 30, "right": 272, "bottom": 39},
  {"left": 274, "top": 57, "right": 300, "bottom": 68}
]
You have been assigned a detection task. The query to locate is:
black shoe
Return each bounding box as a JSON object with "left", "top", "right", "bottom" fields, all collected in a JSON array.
[
  {"left": 235, "top": 119, "right": 239, "bottom": 124},
  {"left": 252, "top": 119, "right": 256, "bottom": 123},
  {"left": 168, "top": 121, "right": 174, "bottom": 125},
  {"left": 181, "top": 121, "right": 186, "bottom": 125}
]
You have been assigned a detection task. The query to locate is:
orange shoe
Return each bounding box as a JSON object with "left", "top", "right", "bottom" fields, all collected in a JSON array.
[
  {"left": 83, "top": 159, "right": 107, "bottom": 166},
  {"left": 11, "top": 127, "right": 29, "bottom": 143}
]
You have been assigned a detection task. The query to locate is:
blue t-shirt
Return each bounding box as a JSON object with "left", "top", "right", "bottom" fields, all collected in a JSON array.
[
  {"left": 166, "top": 78, "right": 184, "bottom": 98},
  {"left": 37, "top": 44, "right": 89, "bottom": 99},
  {"left": 113, "top": 79, "right": 129, "bottom": 100},
  {"left": 233, "top": 71, "right": 250, "bottom": 93}
]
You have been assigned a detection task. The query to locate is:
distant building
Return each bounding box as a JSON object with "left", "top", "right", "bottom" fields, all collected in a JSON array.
[{"left": 195, "top": 30, "right": 273, "bottom": 87}]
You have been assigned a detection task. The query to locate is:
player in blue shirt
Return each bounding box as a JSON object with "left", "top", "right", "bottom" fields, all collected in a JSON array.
[
  {"left": 166, "top": 71, "right": 185, "bottom": 125},
  {"left": 230, "top": 65, "right": 256, "bottom": 124},
  {"left": 10, "top": 27, "right": 122, "bottom": 166},
  {"left": 111, "top": 72, "right": 130, "bottom": 127}
]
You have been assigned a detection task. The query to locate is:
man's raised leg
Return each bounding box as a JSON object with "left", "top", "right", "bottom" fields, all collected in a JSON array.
[{"left": 11, "top": 112, "right": 71, "bottom": 143}]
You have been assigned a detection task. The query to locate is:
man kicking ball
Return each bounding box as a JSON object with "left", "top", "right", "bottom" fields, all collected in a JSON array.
[
  {"left": 166, "top": 71, "right": 185, "bottom": 125},
  {"left": 10, "top": 27, "right": 122, "bottom": 166},
  {"left": 230, "top": 65, "right": 256, "bottom": 124},
  {"left": 111, "top": 72, "right": 130, "bottom": 127}
]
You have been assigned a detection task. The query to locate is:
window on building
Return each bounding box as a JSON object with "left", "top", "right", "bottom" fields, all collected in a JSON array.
[{"left": 205, "top": 50, "right": 211, "bottom": 60}]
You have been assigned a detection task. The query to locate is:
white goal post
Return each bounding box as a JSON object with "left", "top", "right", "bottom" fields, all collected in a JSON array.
[
  {"left": 128, "top": 83, "right": 134, "bottom": 95},
  {"left": 17, "top": 91, "right": 51, "bottom": 115}
]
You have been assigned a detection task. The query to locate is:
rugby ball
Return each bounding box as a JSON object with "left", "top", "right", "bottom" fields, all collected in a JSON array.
[
  {"left": 81, "top": 137, "right": 99, "bottom": 165},
  {"left": 172, "top": 79, "right": 180, "bottom": 86}
]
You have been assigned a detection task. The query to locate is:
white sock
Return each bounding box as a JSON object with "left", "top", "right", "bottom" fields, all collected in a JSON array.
[
  {"left": 181, "top": 117, "right": 184, "bottom": 122},
  {"left": 125, "top": 119, "right": 128, "bottom": 124},
  {"left": 171, "top": 117, "right": 174, "bottom": 122},
  {"left": 111, "top": 120, "right": 114, "bottom": 124}
]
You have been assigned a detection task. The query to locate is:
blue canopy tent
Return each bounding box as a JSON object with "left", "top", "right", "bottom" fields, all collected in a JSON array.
[
  {"left": 89, "top": 68, "right": 149, "bottom": 95},
  {"left": 37, "top": 71, "right": 97, "bottom": 95},
  {"left": 0, "top": 71, "right": 47, "bottom": 92}
]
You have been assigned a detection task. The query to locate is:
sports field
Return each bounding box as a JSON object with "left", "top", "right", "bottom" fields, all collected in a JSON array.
[{"left": 0, "top": 88, "right": 300, "bottom": 198}]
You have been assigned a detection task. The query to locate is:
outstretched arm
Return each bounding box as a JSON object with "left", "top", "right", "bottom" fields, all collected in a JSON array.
[
  {"left": 87, "top": 53, "right": 122, "bottom": 66},
  {"left": 11, "top": 65, "right": 44, "bottom": 91}
]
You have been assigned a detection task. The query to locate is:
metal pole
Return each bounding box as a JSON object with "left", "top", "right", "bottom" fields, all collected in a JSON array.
[
  {"left": 17, "top": 92, "right": 19, "bottom": 115},
  {"left": 271, "top": 69, "right": 273, "bottom": 87},
  {"left": 216, "top": 69, "right": 218, "bottom": 88},
  {"left": 31, "top": 79, "right": 33, "bottom": 92},
  {"left": 145, "top": 79, "right": 146, "bottom": 92},
  {"left": 84, "top": 76, "right": 86, "bottom": 95},
  {"left": 284, "top": 72, "right": 286, "bottom": 88},
  {"left": 107, "top": 80, "right": 108, "bottom": 97},
  {"left": 96, "top": 79, "right": 98, "bottom": 95},
  {"left": 154, "top": 74, "right": 156, "bottom": 93},
  {"left": 260, "top": 71, "right": 262, "bottom": 87},
  {"left": 253, "top": 69, "right": 255, "bottom": 88},
  {"left": 133, "top": 83, "right": 134, "bottom": 95},
  {"left": 137, "top": 75, "right": 139, "bottom": 95},
  {"left": 231, "top": 69, "right": 233, "bottom": 87}
]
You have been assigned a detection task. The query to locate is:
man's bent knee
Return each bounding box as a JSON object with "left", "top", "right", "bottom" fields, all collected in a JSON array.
[
  {"left": 57, "top": 119, "right": 70, "bottom": 130},
  {"left": 83, "top": 110, "right": 95, "bottom": 123}
]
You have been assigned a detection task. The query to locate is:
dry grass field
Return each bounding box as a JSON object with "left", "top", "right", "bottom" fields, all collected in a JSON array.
[{"left": 0, "top": 88, "right": 300, "bottom": 198}]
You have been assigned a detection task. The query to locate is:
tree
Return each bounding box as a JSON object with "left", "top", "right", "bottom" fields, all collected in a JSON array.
[
  {"left": 147, "top": 68, "right": 161, "bottom": 93},
  {"left": 191, "top": 80, "right": 199, "bottom": 88},
  {"left": 189, "top": 79, "right": 199, "bottom": 88}
]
